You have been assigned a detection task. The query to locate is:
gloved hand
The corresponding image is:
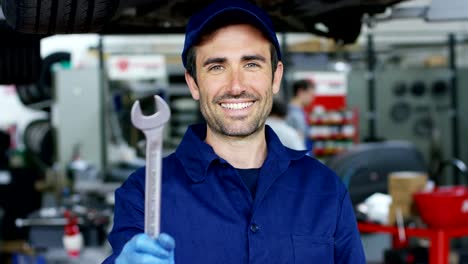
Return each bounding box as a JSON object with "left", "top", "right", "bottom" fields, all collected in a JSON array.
[{"left": 116, "top": 233, "right": 175, "bottom": 264}]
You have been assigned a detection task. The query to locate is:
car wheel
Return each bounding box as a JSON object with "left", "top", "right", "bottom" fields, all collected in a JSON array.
[{"left": 1, "top": 0, "right": 119, "bottom": 34}]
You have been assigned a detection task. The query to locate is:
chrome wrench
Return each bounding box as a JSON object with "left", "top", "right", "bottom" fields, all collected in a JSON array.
[{"left": 131, "top": 95, "right": 171, "bottom": 238}]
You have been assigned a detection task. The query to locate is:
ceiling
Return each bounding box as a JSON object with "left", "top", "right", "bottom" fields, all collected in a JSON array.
[
  {"left": 94, "top": 0, "right": 408, "bottom": 44},
  {"left": 0, "top": 0, "right": 408, "bottom": 44}
]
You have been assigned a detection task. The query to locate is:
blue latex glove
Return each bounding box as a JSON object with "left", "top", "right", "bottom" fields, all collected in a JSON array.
[{"left": 116, "top": 233, "right": 175, "bottom": 264}]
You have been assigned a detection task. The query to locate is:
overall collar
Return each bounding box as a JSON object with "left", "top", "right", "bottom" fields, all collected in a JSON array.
[
  {"left": 175, "top": 123, "right": 218, "bottom": 183},
  {"left": 175, "top": 123, "right": 308, "bottom": 183}
]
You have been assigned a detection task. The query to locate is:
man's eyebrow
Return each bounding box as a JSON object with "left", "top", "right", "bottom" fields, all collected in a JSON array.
[
  {"left": 242, "top": 55, "right": 267, "bottom": 62},
  {"left": 202, "top": 57, "right": 226, "bottom": 67}
]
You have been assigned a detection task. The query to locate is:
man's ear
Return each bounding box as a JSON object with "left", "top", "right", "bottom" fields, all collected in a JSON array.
[
  {"left": 272, "top": 61, "right": 284, "bottom": 95},
  {"left": 185, "top": 71, "right": 200, "bottom": 100}
]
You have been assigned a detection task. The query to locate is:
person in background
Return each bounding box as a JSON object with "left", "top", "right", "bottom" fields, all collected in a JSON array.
[
  {"left": 286, "top": 79, "right": 316, "bottom": 149},
  {"left": 103, "top": 0, "right": 365, "bottom": 263},
  {"left": 266, "top": 99, "right": 306, "bottom": 150}
]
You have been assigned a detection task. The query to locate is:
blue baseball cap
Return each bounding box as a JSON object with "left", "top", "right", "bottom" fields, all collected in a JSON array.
[{"left": 181, "top": 0, "right": 282, "bottom": 69}]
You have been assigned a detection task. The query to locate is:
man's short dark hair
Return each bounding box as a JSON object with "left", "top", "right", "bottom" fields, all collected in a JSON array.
[{"left": 292, "top": 79, "right": 314, "bottom": 96}]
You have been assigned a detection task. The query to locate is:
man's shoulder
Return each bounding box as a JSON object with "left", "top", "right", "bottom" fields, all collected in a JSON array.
[
  {"left": 288, "top": 154, "right": 345, "bottom": 189},
  {"left": 290, "top": 154, "right": 332, "bottom": 172}
]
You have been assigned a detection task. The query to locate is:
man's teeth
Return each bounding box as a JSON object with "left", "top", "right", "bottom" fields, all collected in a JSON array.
[{"left": 221, "top": 102, "right": 253, "bottom": 110}]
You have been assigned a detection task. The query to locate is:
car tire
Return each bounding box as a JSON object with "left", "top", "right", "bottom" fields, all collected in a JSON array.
[
  {"left": 16, "top": 84, "right": 43, "bottom": 106},
  {"left": 1, "top": 0, "right": 119, "bottom": 34},
  {"left": 0, "top": 20, "right": 42, "bottom": 84},
  {"left": 23, "top": 119, "right": 55, "bottom": 166}
]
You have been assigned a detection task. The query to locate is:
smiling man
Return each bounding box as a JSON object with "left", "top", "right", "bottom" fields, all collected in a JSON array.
[
  {"left": 103, "top": 0, "right": 365, "bottom": 263},
  {"left": 185, "top": 22, "right": 282, "bottom": 169}
]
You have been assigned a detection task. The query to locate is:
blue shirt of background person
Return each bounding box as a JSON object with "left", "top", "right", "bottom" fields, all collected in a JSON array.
[{"left": 103, "top": 0, "right": 365, "bottom": 263}]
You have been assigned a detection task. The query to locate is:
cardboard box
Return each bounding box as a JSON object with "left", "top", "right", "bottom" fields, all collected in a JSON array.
[
  {"left": 387, "top": 172, "right": 427, "bottom": 225},
  {"left": 390, "top": 190, "right": 418, "bottom": 204},
  {"left": 388, "top": 171, "right": 428, "bottom": 195}
]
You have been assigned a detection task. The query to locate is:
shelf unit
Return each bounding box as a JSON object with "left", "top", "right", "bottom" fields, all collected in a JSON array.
[{"left": 308, "top": 108, "right": 359, "bottom": 160}]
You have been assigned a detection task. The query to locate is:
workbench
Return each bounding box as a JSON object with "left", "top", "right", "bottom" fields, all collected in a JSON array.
[{"left": 358, "top": 222, "right": 468, "bottom": 264}]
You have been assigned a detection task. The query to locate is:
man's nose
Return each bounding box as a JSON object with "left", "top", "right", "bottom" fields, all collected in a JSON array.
[{"left": 227, "top": 68, "right": 246, "bottom": 95}]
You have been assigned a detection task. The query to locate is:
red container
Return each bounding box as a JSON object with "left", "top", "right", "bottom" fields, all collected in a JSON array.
[{"left": 413, "top": 186, "right": 468, "bottom": 229}]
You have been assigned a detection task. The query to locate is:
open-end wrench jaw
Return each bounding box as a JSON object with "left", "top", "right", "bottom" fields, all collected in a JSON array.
[{"left": 131, "top": 95, "right": 171, "bottom": 131}]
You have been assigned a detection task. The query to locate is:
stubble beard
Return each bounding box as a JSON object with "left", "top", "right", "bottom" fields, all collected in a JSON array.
[{"left": 200, "top": 92, "right": 273, "bottom": 138}]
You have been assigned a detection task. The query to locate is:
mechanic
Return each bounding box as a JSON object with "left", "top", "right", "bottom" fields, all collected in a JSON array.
[
  {"left": 103, "top": 0, "right": 365, "bottom": 263},
  {"left": 286, "top": 79, "right": 316, "bottom": 151}
]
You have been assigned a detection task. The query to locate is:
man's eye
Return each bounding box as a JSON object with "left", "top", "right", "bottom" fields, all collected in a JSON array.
[
  {"left": 209, "top": 65, "right": 224, "bottom": 71},
  {"left": 245, "top": 63, "right": 260, "bottom": 68}
]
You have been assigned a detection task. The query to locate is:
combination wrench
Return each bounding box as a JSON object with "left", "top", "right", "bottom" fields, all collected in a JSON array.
[{"left": 131, "top": 95, "right": 171, "bottom": 238}]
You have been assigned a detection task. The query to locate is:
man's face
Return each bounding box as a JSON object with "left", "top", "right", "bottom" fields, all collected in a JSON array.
[{"left": 185, "top": 24, "right": 283, "bottom": 138}]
